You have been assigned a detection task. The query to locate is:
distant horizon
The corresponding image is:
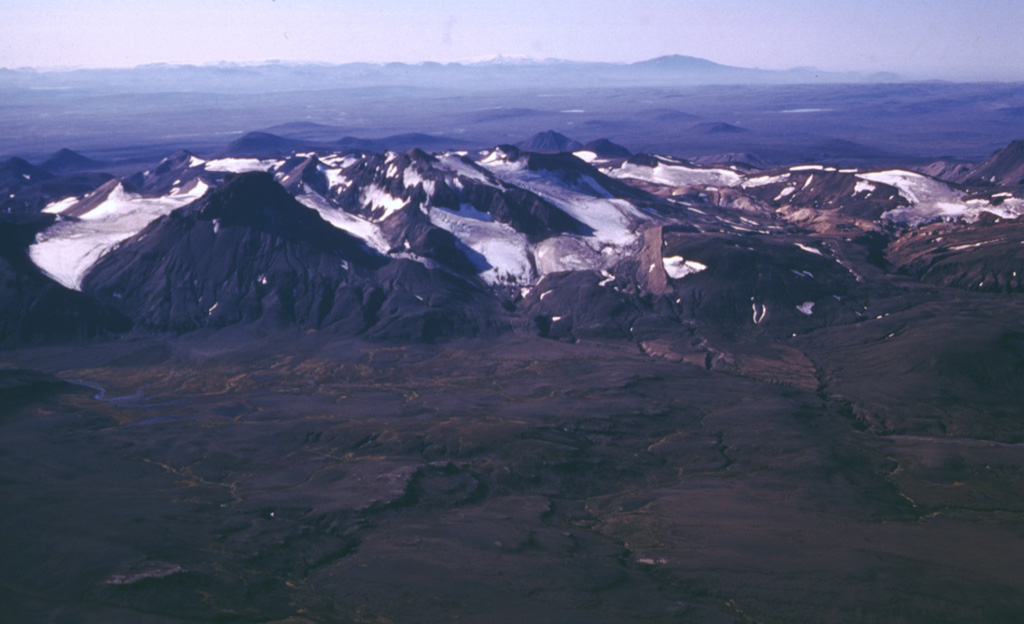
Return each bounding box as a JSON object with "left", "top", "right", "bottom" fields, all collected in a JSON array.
[
  {"left": 3, "top": 1, "right": 1024, "bottom": 82},
  {"left": 5, "top": 53, "right": 887, "bottom": 74},
  {"left": 0, "top": 54, "right": 962, "bottom": 85}
]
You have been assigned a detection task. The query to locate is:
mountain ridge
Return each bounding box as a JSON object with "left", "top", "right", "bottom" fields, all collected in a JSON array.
[
  {"left": 7, "top": 136, "right": 1024, "bottom": 346},
  {"left": 0, "top": 55, "right": 903, "bottom": 93}
]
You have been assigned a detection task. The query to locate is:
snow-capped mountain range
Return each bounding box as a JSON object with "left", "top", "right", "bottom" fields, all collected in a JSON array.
[{"left": 3, "top": 133, "right": 1024, "bottom": 345}]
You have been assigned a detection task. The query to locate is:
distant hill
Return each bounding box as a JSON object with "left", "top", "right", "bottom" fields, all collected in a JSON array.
[
  {"left": 39, "top": 149, "right": 106, "bottom": 174},
  {"left": 224, "top": 132, "right": 316, "bottom": 158},
  {"left": 517, "top": 131, "right": 582, "bottom": 153},
  {"left": 689, "top": 122, "right": 749, "bottom": 134}
]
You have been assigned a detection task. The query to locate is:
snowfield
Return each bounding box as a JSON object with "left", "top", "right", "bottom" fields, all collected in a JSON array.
[
  {"left": 30, "top": 181, "right": 210, "bottom": 290},
  {"left": 857, "top": 169, "right": 1024, "bottom": 225},
  {"left": 204, "top": 158, "right": 281, "bottom": 174},
  {"left": 428, "top": 204, "right": 533, "bottom": 285},
  {"left": 608, "top": 158, "right": 742, "bottom": 188},
  {"left": 294, "top": 188, "right": 391, "bottom": 254},
  {"left": 480, "top": 160, "right": 646, "bottom": 249}
]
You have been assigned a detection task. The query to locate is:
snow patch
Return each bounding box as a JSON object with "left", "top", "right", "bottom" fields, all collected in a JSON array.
[
  {"left": 41, "top": 196, "right": 80, "bottom": 215},
  {"left": 204, "top": 158, "right": 280, "bottom": 173},
  {"left": 663, "top": 256, "right": 707, "bottom": 279},
  {"left": 742, "top": 173, "right": 790, "bottom": 188},
  {"left": 573, "top": 150, "right": 598, "bottom": 163},
  {"left": 319, "top": 164, "right": 350, "bottom": 192},
  {"left": 751, "top": 302, "right": 767, "bottom": 325},
  {"left": 854, "top": 180, "right": 876, "bottom": 195},
  {"left": 794, "top": 242, "right": 824, "bottom": 256},
  {"left": 774, "top": 187, "right": 796, "bottom": 202},
  {"left": 796, "top": 301, "right": 814, "bottom": 316},
  {"left": 295, "top": 190, "right": 390, "bottom": 253},
  {"left": 361, "top": 184, "right": 407, "bottom": 220}
]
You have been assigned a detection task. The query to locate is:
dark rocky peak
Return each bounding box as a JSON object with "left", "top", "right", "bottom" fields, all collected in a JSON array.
[
  {"left": 1000, "top": 139, "right": 1024, "bottom": 153},
  {"left": 404, "top": 147, "right": 437, "bottom": 167},
  {"left": 39, "top": 148, "right": 106, "bottom": 174},
  {"left": 523, "top": 151, "right": 593, "bottom": 175},
  {"left": 1, "top": 157, "right": 54, "bottom": 186},
  {"left": 155, "top": 149, "right": 201, "bottom": 174},
  {"left": 489, "top": 144, "right": 523, "bottom": 162},
  {"left": 80, "top": 173, "right": 389, "bottom": 332},
  {"left": 916, "top": 159, "right": 973, "bottom": 183},
  {"left": 518, "top": 151, "right": 645, "bottom": 199},
  {"left": 185, "top": 172, "right": 347, "bottom": 241},
  {"left": 61, "top": 178, "right": 137, "bottom": 219},
  {"left": 225, "top": 132, "right": 313, "bottom": 158},
  {"left": 961, "top": 139, "right": 1024, "bottom": 187},
  {"left": 517, "top": 130, "right": 582, "bottom": 154},
  {"left": 277, "top": 154, "right": 329, "bottom": 195},
  {"left": 126, "top": 149, "right": 213, "bottom": 195},
  {"left": 581, "top": 138, "right": 631, "bottom": 158}
]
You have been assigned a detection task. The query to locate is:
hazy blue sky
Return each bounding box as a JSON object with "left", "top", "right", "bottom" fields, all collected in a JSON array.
[{"left": 3, "top": 0, "right": 1023, "bottom": 80}]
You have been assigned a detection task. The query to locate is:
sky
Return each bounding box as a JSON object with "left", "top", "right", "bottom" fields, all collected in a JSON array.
[{"left": 2, "top": 0, "right": 1024, "bottom": 81}]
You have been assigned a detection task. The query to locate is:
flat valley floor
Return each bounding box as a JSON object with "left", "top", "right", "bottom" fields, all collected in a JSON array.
[{"left": 2, "top": 332, "right": 1023, "bottom": 623}]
